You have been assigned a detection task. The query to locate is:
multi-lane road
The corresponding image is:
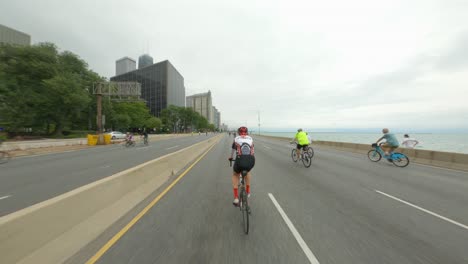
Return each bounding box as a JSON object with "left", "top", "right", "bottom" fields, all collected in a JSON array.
[
  {"left": 0, "top": 134, "right": 216, "bottom": 216},
  {"left": 2, "top": 134, "right": 468, "bottom": 263}
]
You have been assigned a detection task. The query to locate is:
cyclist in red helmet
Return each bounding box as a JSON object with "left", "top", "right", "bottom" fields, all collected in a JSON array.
[{"left": 228, "top": 126, "right": 255, "bottom": 206}]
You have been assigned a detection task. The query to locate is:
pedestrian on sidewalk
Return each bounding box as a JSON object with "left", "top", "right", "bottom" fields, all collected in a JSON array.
[{"left": 401, "top": 134, "right": 419, "bottom": 149}]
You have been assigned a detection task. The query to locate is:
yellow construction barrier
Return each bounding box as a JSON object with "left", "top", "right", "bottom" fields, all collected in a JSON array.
[
  {"left": 104, "top": 134, "right": 111, "bottom": 144},
  {"left": 88, "top": 134, "right": 112, "bottom": 145},
  {"left": 87, "top": 134, "right": 98, "bottom": 146}
]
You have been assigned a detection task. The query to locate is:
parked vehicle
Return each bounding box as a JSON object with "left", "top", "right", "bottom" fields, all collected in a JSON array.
[{"left": 106, "top": 131, "right": 126, "bottom": 140}]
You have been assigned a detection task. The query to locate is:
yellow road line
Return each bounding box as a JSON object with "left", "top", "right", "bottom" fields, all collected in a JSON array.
[{"left": 86, "top": 143, "right": 217, "bottom": 264}]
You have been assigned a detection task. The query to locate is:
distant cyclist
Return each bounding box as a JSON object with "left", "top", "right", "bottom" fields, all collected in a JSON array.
[
  {"left": 228, "top": 126, "right": 255, "bottom": 207},
  {"left": 375, "top": 128, "right": 399, "bottom": 156},
  {"left": 141, "top": 130, "right": 149, "bottom": 144},
  {"left": 125, "top": 132, "right": 134, "bottom": 143},
  {"left": 401, "top": 134, "right": 419, "bottom": 149},
  {"left": 291, "top": 128, "right": 310, "bottom": 160}
]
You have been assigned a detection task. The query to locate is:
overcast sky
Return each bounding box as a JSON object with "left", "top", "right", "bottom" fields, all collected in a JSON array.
[{"left": 2, "top": 0, "right": 467, "bottom": 132}]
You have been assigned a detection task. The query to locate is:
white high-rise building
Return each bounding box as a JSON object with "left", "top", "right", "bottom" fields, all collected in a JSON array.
[
  {"left": 186, "top": 91, "right": 213, "bottom": 124},
  {"left": 212, "top": 106, "right": 220, "bottom": 129},
  {"left": 0, "top": 24, "right": 30, "bottom": 46},
  {"left": 115, "top": 57, "right": 136, "bottom": 76}
]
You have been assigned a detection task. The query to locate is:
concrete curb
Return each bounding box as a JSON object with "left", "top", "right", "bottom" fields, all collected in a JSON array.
[
  {"left": 257, "top": 135, "right": 468, "bottom": 172},
  {"left": 0, "top": 135, "right": 222, "bottom": 264}
]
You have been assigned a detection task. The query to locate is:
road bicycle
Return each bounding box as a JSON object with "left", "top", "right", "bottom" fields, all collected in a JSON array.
[
  {"left": 368, "top": 143, "right": 410, "bottom": 167},
  {"left": 141, "top": 136, "right": 149, "bottom": 146},
  {"left": 124, "top": 139, "right": 136, "bottom": 147},
  {"left": 290, "top": 142, "right": 313, "bottom": 168},
  {"left": 0, "top": 150, "right": 11, "bottom": 164},
  {"left": 229, "top": 158, "right": 250, "bottom": 234}
]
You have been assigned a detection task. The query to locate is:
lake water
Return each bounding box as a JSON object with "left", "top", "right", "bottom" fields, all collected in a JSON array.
[{"left": 258, "top": 132, "right": 468, "bottom": 154}]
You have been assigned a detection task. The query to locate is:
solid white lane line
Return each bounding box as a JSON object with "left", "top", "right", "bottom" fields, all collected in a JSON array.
[
  {"left": 166, "top": 145, "right": 179, "bottom": 150},
  {"left": 375, "top": 190, "right": 468, "bottom": 231},
  {"left": 0, "top": 195, "right": 11, "bottom": 200},
  {"left": 268, "top": 193, "right": 320, "bottom": 264}
]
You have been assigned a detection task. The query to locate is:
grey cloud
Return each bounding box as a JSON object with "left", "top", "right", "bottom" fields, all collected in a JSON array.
[{"left": 310, "top": 31, "right": 468, "bottom": 112}]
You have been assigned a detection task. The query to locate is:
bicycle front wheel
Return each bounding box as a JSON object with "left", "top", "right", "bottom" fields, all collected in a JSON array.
[
  {"left": 240, "top": 189, "right": 249, "bottom": 234},
  {"left": 392, "top": 153, "right": 410, "bottom": 167},
  {"left": 367, "top": 150, "right": 381, "bottom": 162},
  {"left": 291, "top": 149, "right": 298, "bottom": 162},
  {"left": 302, "top": 153, "right": 312, "bottom": 168},
  {"left": 306, "top": 147, "right": 314, "bottom": 159}
]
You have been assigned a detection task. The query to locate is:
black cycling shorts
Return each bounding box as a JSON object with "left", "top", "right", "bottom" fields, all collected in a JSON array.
[
  {"left": 296, "top": 144, "right": 308, "bottom": 150},
  {"left": 233, "top": 155, "right": 255, "bottom": 174}
]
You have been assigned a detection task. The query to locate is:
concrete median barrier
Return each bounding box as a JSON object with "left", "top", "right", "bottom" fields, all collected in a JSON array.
[
  {"left": 257, "top": 135, "right": 468, "bottom": 171},
  {"left": 0, "top": 135, "right": 222, "bottom": 264}
]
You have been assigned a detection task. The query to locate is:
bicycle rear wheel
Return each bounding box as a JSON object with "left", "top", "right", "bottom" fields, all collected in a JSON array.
[
  {"left": 0, "top": 151, "right": 10, "bottom": 164},
  {"left": 302, "top": 152, "right": 312, "bottom": 168},
  {"left": 391, "top": 153, "right": 410, "bottom": 167},
  {"left": 291, "top": 149, "right": 298, "bottom": 162},
  {"left": 240, "top": 188, "right": 249, "bottom": 234},
  {"left": 367, "top": 150, "right": 381, "bottom": 162}
]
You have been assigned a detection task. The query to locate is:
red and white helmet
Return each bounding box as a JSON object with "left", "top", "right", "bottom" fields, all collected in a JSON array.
[{"left": 237, "top": 126, "right": 248, "bottom": 136}]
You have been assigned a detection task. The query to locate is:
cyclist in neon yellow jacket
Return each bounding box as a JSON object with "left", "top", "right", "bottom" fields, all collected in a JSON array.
[{"left": 291, "top": 128, "right": 310, "bottom": 160}]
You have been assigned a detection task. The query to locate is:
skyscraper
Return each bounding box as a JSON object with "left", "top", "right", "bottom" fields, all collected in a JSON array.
[
  {"left": 138, "top": 54, "right": 153, "bottom": 69},
  {"left": 0, "top": 24, "right": 30, "bottom": 46},
  {"left": 212, "top": 106, "right": 221, "bottom": 129},
  {"left": 115, "top": 57, "right": 136, "bottom": 76},
  {"left": 111, "top": 59, "right": 185, "bottom": 117},
  {"left": 186, "top": 91, "right": 213, "bottom": 124}
]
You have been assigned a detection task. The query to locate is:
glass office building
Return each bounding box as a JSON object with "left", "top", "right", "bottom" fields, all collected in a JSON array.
[{"left": 111, "top": 60, "right": 185, "bottom": 117}]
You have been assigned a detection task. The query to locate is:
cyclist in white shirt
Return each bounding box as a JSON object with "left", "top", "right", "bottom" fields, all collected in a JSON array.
[
  {"left": 401, "top": 134, "right": 419, "bottom": 149},
  {"left": 228, "top": 126, "right": 255, "bottom": 207}
]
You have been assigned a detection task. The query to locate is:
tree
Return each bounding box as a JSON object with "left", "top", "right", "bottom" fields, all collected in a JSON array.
[
  {"left": 161, "top": 105, "right": 181, "bottom": 133},
  {"left": 111, "top": 102, "right": 153, "bottom": 130},
  {"left": 42, "top": 72, "right": 91, "bottom": 135},
  {"left": 0, "top": 43, "right": 58, "bottom": 133},
  {"left": 145, "top": 117, "right": 162, "bottom": 130},
  {"left": 0, "top": 43, "right": 101, "bottom": 136}
]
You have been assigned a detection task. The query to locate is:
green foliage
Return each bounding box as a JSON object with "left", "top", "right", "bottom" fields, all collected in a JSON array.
[
  {"left": 0, "top": 43, "right": 98, "bottom": 136},
  {"left": 110, "top": 102, "right": 152, "bottom": 130},
  {"left": 0, "top": 42, "right": 189, "bottom": 138},
  {"left": 145, "top": 117, "right": 162, "bottom": 130},
  {"left": 161, "top": 105, "right": 212, "bottom": 133}
]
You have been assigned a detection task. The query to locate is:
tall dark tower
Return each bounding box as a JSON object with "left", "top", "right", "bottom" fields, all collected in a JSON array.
[{"left": 138, "top": 54, "right": 154, "bottom": 69}]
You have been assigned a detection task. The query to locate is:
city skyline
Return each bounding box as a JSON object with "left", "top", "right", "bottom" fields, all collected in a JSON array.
[{"left": 1, "top": 1, "right": 467, "bottom": 132}]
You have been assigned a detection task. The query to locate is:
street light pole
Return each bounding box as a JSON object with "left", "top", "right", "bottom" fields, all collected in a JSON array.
[{"left": 258, "top": 110, "right": 261, "bottom": 136}]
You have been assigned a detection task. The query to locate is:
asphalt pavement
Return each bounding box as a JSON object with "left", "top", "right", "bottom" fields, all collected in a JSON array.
[
  {"left": 0, "top": 134, "right": 216, "bottom": 216},
  {"left": 68, "top": 134, "right": 468, "bottom": 264}
]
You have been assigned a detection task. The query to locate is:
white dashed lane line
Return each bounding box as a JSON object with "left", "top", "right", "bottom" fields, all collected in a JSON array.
[
  {"left": 269, "top": 193, "right": 320, "bottom": 264},
  {"left": 0, "top": 195, "right": 11, "bottom": 201},
  {"left": 375, "top": 190, "right": 468, "bottom": 231},
  {"left": 166, "top": 145, "right": 179, "bottom": 150}
]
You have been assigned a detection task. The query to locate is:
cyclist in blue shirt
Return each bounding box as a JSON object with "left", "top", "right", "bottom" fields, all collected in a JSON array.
[{"left": 375, "top": 128, "right": 399, "bottom": 156}]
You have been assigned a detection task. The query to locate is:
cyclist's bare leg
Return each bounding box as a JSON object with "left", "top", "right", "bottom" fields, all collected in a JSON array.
[
  {"left": 231, "top": 172, "right": 240, "bottom": 195},
  {"left": 245, "top": 171, "right": 251, "bottom": 194},
  {"left": 381, "top": 144, "right": 390, "bottom": 156}
]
